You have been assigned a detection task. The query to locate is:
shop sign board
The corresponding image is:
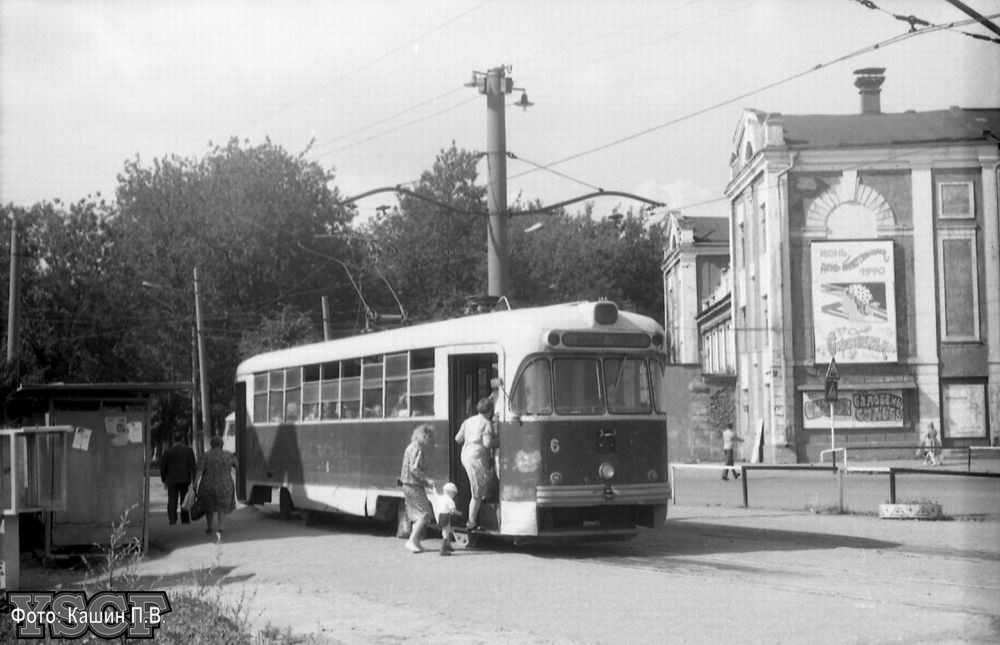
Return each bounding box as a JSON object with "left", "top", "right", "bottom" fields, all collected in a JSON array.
[{"left": 803, "top": 389, "right": 905, "bottom": 429}]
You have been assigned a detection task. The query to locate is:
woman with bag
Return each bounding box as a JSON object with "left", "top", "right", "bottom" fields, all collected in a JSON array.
[{"left": 196, "top": 435, "right": 239, "bottom": 535}]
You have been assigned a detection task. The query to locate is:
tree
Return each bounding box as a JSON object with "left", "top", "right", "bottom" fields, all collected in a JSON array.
[
  {"left": 509, "top": 205, "right": 665, "bottom": 318},
  {"left": 237, "top": 305, "right": 322, "bottom": 360},
  {"left": 111, "top": 138, "right": 357, "bottom": 425},
  {"left": 0, "top": 197, "right": 130, "bottom": 389},
  {"left": 364, "top": 145, "right": 487, "bottom": 320}
]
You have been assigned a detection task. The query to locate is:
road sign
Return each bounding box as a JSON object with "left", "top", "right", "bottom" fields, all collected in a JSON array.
[
  {"left": 825, "top": 357, "right": 840, "bottom": 381},
  {"left": 824, "top": 357, "right": 840, "bottom": 403},
  {"left": 825, "top": 379, "right": 839, "bottom": 403}
]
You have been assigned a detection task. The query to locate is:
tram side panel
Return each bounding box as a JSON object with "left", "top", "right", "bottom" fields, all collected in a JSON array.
[{"left": 242, "top": 419, "right": 450, "bottom": 519}]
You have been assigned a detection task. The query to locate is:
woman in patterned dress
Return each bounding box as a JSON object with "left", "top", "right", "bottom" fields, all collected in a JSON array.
[
  {"left": 196, "top": 435, "right": 238, "bottom": 535},
  {"left": 399, "top": 424, "right": 435, "bottom": 553},
  {"left": 455, "top": 397, "right": 495, "bottom": 529}
]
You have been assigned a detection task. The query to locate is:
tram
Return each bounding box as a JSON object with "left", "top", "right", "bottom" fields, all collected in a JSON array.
[{"left": 234, "top": 300, "right": 671, "bottom": 541}]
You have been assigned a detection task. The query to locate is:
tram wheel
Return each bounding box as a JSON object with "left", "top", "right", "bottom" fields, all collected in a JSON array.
[
  {"left": 300, "top": 510, "right": 315, "bottom": 526},
  {"left": 279, "top": 488, "right": 293, "bottom": 521}
]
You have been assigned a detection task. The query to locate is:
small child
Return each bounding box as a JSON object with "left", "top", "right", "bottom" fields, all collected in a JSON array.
[{"left": 437, "top": 482, "right": 461, "bottom": 556}]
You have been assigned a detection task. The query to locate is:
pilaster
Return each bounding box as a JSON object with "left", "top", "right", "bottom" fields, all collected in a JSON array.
[
  {"left": 981, "top": 158, "right": 1000, "bottom": 441},
  {"left": 911, "top": 168, "right": 941, "bottom": 427}
]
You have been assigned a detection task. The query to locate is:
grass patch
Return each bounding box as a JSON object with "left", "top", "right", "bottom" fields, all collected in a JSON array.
[{"left": 1, "top": 506, "right": 332, "bottom": 644}]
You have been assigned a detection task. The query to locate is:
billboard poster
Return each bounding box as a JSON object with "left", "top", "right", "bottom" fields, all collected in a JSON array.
[
  {"left": 942, "top": 383, "right": 987, "bottom": 439},
  {"left": 811, "top": 240, "right": 897, "bottom": 363}
]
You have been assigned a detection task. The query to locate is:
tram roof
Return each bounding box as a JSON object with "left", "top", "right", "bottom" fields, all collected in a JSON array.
[{"left": 237, "top": 301, "right": 664, "bottom": 375}]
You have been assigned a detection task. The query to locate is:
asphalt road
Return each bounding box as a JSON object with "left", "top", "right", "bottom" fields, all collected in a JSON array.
[{"left": 16, "top": 468, "right": 1000, "bottom": 644}]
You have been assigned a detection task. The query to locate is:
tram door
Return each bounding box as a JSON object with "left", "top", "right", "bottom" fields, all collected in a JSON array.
[{"left": 448, "top": 353, "right": 498, "bottom": 528}]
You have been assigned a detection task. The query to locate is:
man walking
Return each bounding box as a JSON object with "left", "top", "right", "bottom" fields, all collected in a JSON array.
[
  {"left": 721, "top": 423, "right": 743, "bottom": 480},
  {"left": 160, "top": 431, "right": 197, "bottom": 524}
]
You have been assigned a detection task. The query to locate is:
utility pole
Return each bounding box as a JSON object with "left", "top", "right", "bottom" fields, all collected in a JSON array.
[
  {"left": 485, "top": 67, "right": 509, "bottom": 299},
  {"left": 322, "top": 296, "right": 332, "bottom": 341},
  {"left": 468, "top": 66, "right": 531, "bottom": 300},
  {"left": 193, "top": 267, "right": 210, "bottom": 459},
  {"left": 3, "top": 213, "right": 20, "bottom": 590},
  {"left": 7, "top": 214, "right": 20, "bottom": 367}
]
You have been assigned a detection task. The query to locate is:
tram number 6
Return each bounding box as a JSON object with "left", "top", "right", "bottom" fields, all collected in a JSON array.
[{"left": 550, "top": 438, "right": 560, "bottom": 453}]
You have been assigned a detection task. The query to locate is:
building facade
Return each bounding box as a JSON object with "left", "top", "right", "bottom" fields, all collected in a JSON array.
[
  {"left": 661, "top": 210, "right": 735, "bottom": 462},
  {"left": 725, "top": 69, "right": 1000, "bottom": 463}
]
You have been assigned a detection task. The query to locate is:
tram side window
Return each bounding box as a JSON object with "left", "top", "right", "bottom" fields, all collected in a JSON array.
[
  {"left": 362, "top": 355, "right": 384, "bottom": 418},
  {"left": 341, "top": 359, "right": 361, "bottom": 419},
  {"left": 283, "top": 368, "right": 301, "bottom": 421},
  {"left": 409, "top": 348, "right": 434, "bottom": 417},
  {"left": 604, "top": 357, "right": 651, "bottom": 414},
  {"left": 253, "top": 373, "right": 268, "bottom": 422},
  {"left": 268, "top": 370, "right": 285, "bottom": 422},
  {"left": 385, "top": 352, "right": 408, "bottom": 417},
  {"left": 554, "top": 358, "right": 604, "bottom": 415},
  {"left": 302, "top": 364, "right": 321, "bottom": 420},
  {"left": 320, "top": 362, "right": 340, "bottom": 420},
  {"left": 510, "top": 358, "right": 552, "bottom": 416}
]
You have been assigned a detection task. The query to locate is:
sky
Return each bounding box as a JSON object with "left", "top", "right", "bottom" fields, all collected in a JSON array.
[{"left": 2, "top": 0, "right": 999, "bottom": 224}]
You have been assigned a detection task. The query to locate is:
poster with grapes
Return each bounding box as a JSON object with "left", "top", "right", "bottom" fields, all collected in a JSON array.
[{"left": 811, "top": 240, "right": 897, "bottom": 363}]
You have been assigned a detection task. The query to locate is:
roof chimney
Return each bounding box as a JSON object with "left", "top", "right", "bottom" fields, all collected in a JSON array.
[{"left": 853, "top": 68, "right": 885, "bottom": 115}]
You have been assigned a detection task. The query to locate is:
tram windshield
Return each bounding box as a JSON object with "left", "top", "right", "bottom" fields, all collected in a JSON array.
[{"left": 511, "top": 355, "right": 664, "bottom": 416}]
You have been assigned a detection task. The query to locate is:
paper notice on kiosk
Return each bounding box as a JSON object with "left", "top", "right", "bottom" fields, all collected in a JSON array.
[
  {"left": 127, "top": 422, "right": 143, "bottom": 443},
  {"left": 106, "top": 416, "right": 130, "bottom": 446},
  {"left": 105, "top": 416, "right": 127, "bottom": 435},
  {"left": 72, "top": 427, "right": 92, "bottom": 451}
]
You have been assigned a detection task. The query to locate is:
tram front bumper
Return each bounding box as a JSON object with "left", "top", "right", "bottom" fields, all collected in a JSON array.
[{"left": 535, "top": 482, "right": 671, "bottom": 507}]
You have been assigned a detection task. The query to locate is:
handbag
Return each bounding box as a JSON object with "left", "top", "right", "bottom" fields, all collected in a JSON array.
[
  {"left": 189, "top": 496, "right": 206, "bottom": 521},
  {"left": 181, "top": 488, "right": 196, "bottom": 512}
]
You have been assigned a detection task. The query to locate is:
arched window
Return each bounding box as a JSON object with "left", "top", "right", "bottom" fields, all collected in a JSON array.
[{"left": 826, "top": 201, "right": 878, "bottom": 239}]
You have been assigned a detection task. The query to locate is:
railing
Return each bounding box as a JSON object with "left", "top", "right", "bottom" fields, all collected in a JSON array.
[
  {"left": 877, "top": 467, "right": 1000, "bottom": 503},
  {"left": 670, "top": 460, "right": 1000, "bottom": 514},
  {"left": 818, "top": 444, "right": 918, "bottom": 466},
  {"left": 967, "top": 446, "right": 1000, "bottom": 471},
  {"left": 737, "top": 464, "right": 839, "bottom": 508},
  {"left": 819, "top": 444, "right": 1000, "bottom": 472}
]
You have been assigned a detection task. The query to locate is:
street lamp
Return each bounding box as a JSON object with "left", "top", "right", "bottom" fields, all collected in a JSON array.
[
  {"left": 467, "top": 65, "right": 531, "bottom": 300},
  {"left": 141, "top": 267, "right": 211, "bottom": 459}
]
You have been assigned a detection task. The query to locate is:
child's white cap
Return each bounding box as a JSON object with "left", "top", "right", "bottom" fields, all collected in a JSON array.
[{"left": 443, "top": 482, "right": 458, "bottom": 495}]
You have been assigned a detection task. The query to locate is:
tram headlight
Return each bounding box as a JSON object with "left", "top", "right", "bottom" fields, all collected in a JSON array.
[
  {"left": 549, "top": 471, "right": 563, "bottom": 485},
  {"left": 651, "top": 332, "right": 664, "bottom": 348},
  {"left": 598, "top": 462, "right": 615, "bottom": 481},
  {"left": 546, "top": 331, "right": 561, "bottom": 346}
]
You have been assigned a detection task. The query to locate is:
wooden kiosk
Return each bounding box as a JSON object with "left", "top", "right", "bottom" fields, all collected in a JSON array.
[{"left": 5, "top": 383, "right": 189, "bottom": 558}]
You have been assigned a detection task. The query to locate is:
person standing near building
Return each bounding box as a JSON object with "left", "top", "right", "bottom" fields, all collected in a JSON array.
[
  {"left": 160, "top": 431, "right": 197, "bottom": 524},
  {"left": 721, "top": 423, "right": 743, "bottom": 480},
  {"left": 919, "top": 423, "right": 942, "bottom": 466}
]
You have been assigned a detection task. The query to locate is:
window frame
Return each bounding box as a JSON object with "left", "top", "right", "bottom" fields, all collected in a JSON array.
[
  {"left": 937, "top": 228, "right": 981, "bottom": 342},
  {"left": 937, "top": 181, "right": 974, "bottom": 220}
]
